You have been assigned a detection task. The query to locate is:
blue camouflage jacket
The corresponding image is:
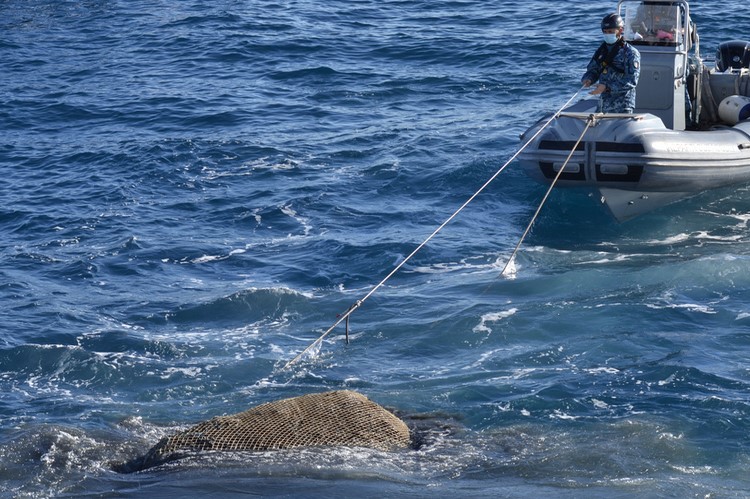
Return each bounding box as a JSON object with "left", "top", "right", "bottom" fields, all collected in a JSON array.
[{"left": 582, "top": 39, "right": 641, "bottom": 112}]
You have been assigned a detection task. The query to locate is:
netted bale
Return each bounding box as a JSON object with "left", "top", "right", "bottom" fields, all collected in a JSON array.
[{"left": 123, "top": 390, "right": 410, "bottom": 471}]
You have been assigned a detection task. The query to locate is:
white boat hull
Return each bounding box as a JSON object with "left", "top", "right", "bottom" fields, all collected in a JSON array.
[{"left": 519, "top": 100, "right": 750, "bottom": 221}]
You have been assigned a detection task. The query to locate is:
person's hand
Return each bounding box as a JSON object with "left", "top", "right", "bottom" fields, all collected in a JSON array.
[
  {"left": 582, "top": 79, "right": 593, "bottom": 88},
  {"left": 589, "top": 84, "right": 607, "bottom": 95}
]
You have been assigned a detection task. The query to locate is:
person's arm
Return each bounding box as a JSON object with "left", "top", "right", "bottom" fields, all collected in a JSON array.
[{"left": 582, "top": 54, "right": 602, "bottom": 87}]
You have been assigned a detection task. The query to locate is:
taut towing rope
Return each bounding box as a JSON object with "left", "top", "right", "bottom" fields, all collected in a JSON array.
[
  {"left": 501, "top": 113, "right": 596, "bottom": 276},
  {"left": 282, "top": 87, "right": 588, "bottom": 371}
]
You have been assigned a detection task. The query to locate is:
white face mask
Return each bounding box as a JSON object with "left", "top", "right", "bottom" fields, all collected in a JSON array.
[{"left": 604, "top": 33, "right": 619, "bottom": 44}]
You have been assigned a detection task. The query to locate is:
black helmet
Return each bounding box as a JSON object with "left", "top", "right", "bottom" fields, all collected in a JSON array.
[{"left": 601, "top": 13, "right": 624, "bottom": 31}]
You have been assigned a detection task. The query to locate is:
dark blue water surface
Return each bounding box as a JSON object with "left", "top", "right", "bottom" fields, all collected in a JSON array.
[{"left": 2, "top": 1, "right": 750, "bottom": 497}]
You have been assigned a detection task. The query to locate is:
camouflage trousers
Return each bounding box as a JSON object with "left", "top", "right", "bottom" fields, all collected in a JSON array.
[{"left": 599, "top": 93, "right": 635, "bottom": 114}]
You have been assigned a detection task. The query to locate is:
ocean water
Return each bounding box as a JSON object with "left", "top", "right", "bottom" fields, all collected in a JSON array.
[{"left": 2, "top": 0, "right": 750, "bottom": 497}]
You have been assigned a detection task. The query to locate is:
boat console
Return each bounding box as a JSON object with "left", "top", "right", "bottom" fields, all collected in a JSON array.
[
  {"left": 620, "top": 0, "right": 693, "bottom": 130},
  {"left": 617, "top": 0, "right": 750, "bottom": 131}
]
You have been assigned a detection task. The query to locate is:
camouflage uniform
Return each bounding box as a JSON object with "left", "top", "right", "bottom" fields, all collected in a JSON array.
[{"left": 582, "top": 40, "right": 641, "bottom": 113}]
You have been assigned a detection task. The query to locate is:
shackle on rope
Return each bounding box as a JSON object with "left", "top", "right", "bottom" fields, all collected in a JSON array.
[{"left": 339, "top": 300, "right": 362, "bottom": 344}]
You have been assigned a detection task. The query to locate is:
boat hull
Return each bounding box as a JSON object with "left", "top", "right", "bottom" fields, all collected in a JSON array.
[{"left": 519, "top": 99, "right": 750, "bottom": 220}]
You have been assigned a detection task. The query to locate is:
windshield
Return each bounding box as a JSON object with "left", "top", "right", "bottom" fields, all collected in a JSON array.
[{"left": 621, "top": 1, "right": 686, "bottom": 47}]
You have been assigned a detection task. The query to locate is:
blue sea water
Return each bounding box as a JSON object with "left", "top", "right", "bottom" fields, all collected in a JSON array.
[{"left": 2, "top": 0, "right": 750, "bottom": 497}]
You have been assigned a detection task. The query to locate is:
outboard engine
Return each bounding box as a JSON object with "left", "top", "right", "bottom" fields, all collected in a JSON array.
[{"left": 716, "top": 40, "right": 750, "bottom": 72}]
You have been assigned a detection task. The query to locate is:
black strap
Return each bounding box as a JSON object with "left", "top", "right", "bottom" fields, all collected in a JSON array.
[{"left": 594, "top": 38, "right": 626, "bottom": 69}]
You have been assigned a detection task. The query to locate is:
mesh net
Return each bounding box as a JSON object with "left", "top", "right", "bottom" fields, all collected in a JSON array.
[{"left": 144, "top": 390, "right": 410, "bottom": 463}]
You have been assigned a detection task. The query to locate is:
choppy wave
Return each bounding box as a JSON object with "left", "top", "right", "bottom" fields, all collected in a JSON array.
[{"left": 3, "top": 0, "right": 750, "bottom": 496}]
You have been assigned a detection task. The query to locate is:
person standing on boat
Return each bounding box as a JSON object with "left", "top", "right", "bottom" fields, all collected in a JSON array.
[{"left": 582, "top": 13, "right": 641, "bottom": 113}]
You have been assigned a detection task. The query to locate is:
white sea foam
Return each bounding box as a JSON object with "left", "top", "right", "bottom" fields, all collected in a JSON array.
[
  {"left": 192, "top": 254, "right": 225, "bottom": 263},
  {"left": 591, "top": 398, "right": 610, "bottom": 409},
  {"left": 281, "top": 204, "right": 312, "bottom": 236},
  {"left": 472, "top": 308, "right": 518, "bottom": 333},
  {"left": 586, "top": 367, "right": 620, "bottom": 375},
  {"left": 576, "top": 252, "right": 645, "bottom": 265},
  {"left": 160, "top": 366, "right": 206, "bottom": 379},
  {"left": 410, "top": 255, "right": 501, "bottom": 275},
  {"left": 500, "top": 257, "right": 517, "bottom": 279},
  {"left": 643, "top": 233, "right": 692, "bottom": 245},
  {"left": 658, "top": 373, "right": 678, "bottom": 386},
  {"left": 658, "top": 431, "right": 684, "bottom": 440},
  {"left": 241, "top": 157, "right": 300, "bottom": 173},
  {"left": 646, "top": 302, "right": 717, "bottom": 314},
  {"left": 671, "top": 465, "right": 715, "bottom": 474},
  {"left": 550, "top": 410, "right": 578, "bottom": 420}
]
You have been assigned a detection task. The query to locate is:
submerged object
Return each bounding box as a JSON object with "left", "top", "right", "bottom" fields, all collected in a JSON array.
[
  {"left": 519, "top": 0, "right": 750, "bottom": 221},
  {"left": 119, "top": 390, "right": 411, "bottom": 472}
]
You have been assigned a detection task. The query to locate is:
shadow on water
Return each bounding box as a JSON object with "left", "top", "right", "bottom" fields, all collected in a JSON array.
[{"left": 518, "top": 183, "right": 750, "bottom": 254}]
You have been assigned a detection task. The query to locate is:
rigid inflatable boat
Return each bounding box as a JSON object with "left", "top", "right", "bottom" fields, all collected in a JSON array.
[{"left": 519, "top": 0, "right": 750, "bottom": 221}]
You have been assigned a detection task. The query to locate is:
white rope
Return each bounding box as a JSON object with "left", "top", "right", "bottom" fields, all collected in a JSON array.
[
  {"left": 501, "top": 114, "right": 595, "bottom": 276},
  {"left": 282, "top": 87, "right": 586, "bottom": 370}
]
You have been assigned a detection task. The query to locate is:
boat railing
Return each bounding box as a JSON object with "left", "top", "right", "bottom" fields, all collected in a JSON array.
[{"left": 559, "top": 112, "right": 646, "bottom": 121}]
